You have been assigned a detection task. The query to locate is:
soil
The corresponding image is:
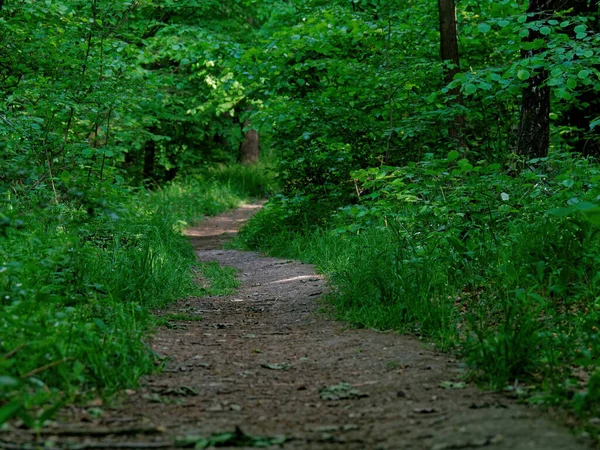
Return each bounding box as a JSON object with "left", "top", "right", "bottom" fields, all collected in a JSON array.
[{"left": 2, "top": 202, "right": 593, "bottom": 450}]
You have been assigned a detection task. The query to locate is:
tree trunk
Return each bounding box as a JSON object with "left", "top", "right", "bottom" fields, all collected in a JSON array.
[
  {"left": 516, "top": 0, "right": 598, "bottom": 159},
  {"left": 517, "top": 71, "right": 551, "bottom": 159},
  {"left": 516, "top": 0, "right": 562, "bottom": 159},
  {"left": 240, "top": 119, "right": 259, "bottom": 165},
  {"left": 439, "top": 0, "right": 460, "bottom": 86},
  {"left": 438, "top": 0, "right": 464, "bottom": 138},
  {"left": 143, "top": 137, "right": 156, "bottom": 182}
]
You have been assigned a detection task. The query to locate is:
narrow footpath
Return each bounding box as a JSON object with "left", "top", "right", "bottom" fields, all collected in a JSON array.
[{"left": 4, "top": 203, "right": 592, "bottom": 450}]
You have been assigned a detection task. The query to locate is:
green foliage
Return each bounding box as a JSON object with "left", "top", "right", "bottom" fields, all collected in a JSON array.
[
  {"left": 0, "top": 165, "right": 263, "bottom": 426},
  {"left": 238, "top": 151, "right": 600, "bottom": 422},
  {"left": 3, "top": 0, "right": 600, "bottom": 435}
]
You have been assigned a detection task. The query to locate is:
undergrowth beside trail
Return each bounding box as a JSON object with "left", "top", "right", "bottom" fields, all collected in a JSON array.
[
  {"left": 0, "top": 164, "right": 272, "bottom": 427},
  {"left": 236, "top": 152, "right": 600, "bottom": 438}
]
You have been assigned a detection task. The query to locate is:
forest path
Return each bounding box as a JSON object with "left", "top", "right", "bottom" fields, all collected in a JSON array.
[{"left": 6, "top": 203, "right": 591, "bottom": 450}]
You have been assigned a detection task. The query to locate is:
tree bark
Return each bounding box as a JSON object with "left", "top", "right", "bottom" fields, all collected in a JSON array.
[
  {"left": 240, "top": 119, "right": 259, "bottom": 165},
  {"left": 438, "top": 0, "right": 460, "bottom": 86},
  {"left": 517, "top": 71, "right": 551, "bottom": 159},
  {"left": 517, "top": 0, "right": 598, "bottom": 159},
  {"left": 516, "top": 0, "right": 562, "bottom": 159},
  {"left": 438, "top": 0, "right": 464, "bottom": 138}
]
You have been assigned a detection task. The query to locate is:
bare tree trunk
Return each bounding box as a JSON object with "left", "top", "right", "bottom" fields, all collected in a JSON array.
[
  {"left": 438, "top": 0, "right": 464, "bottom": 138},
  {"left": 240, "top": 119, "right": 259, "bottom": 165}
]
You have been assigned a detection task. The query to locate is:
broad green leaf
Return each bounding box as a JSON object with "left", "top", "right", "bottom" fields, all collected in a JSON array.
[
  {"left": 0, "top": 401, "right": 22, "bottom": 425},
  {"left": 517, "top": 70, "right": 531, "bottom": 80},
  {"left": 447, "top": 150, "right": 460, "bottom": 162},
  {"left": 463, "top": 83, "right": 477, "bottom": 94},
  {"left": 478, "top": 23, "right": 491, "bottom": 34},
  {"left": 577, "top": 70, "right": 590, "bottom": 79}
]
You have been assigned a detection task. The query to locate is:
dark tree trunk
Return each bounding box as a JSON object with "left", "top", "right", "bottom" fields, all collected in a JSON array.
[
  {"left": 438, "top": 0, "right": 464, "bottom": 138},
  {"left": 516, "top": 0, "right": 564, "bottom": 159},
  {"left": 143, "top": 138, "right": 156, "bottom": 182},
  {"left": 517, "top": 72, "right": 551, "bottom": 159},
  {"left": 518, "top": 0, "right": 599, "bottom": 158},
  {"left": 240, "top": 119, "right": 259, "bottom": 165},
  {"left": 439, "top": 0, "right": 460, "bottom": 86}
]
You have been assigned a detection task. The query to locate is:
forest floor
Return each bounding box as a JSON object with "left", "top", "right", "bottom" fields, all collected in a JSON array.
[{"left": 3, "top": 203, "right": 594, "bottom": 450}]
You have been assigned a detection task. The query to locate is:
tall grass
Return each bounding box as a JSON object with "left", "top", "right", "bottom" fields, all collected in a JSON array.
[
  {"left": 236, "top": 153, "right": 600, "bottom": 433},
  {"left": 0, "top": 163, "right": 273, "bottom": 426}
]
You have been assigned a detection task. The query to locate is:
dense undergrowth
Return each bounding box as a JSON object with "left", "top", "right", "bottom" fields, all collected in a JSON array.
[
  {"left": 0, "top": 164, "right": 272, "bottom": 427},
  {"left": 237, "top": 152, "right": 600, "bottom": 436}
]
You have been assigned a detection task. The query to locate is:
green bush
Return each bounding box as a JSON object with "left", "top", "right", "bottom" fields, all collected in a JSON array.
[
  {"left": 0, "top": 164, "right": 266, "bottom": 426},
  {"left": 237, "top": 151, "right": 600, "bottom": 421}
]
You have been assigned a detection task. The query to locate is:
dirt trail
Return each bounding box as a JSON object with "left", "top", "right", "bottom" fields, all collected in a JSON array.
[{"left": 4, "top": 203, "right": 592, "bottom": 450}]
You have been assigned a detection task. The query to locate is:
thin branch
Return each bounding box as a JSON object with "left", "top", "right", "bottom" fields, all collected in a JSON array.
[
  {"left": 20, "top": 358, "right": 72, "bottom": 379},
  {"left": 2, "top": 344, "right": 25, "bottom": 359}
]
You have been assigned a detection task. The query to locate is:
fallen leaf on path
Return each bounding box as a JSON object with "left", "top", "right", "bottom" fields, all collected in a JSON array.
[
  {"left": 158, "top": 386, "right": 200, "bottom": 396},
  {"left": 175, "top": 426, "right": 286, "bottom": 448},
  {"left": 439, "top": 381, "right": 467, "bottom": 389},
  {"left": 261, "top": 363, "right": 291, "bottom": 370},
  {"left": 319, "top": 382, "right": 369, "bottom": 401}
]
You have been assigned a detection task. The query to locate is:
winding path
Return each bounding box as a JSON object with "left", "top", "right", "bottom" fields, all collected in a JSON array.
[{"left": 5, "top": 203, "right": 591, "bottom": 449}]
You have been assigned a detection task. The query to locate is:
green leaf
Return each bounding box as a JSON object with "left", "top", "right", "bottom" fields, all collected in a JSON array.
[
  {"left": 60, "top": 170, "right": 71, "bottom": 184},
  {"left": 574, "top": 24, "right": 586, "bottom": 34},
  {"left": 577, "top": 70, "right": 590, "bottom": 79},
  {"left": 539, "top": 26, "right": 551, "bottom": 35},
  {"left": 517, "top": 70, "right": 531, "bottom": 81},
  {"left": 447, "top": 150, "right": 460, "bottom": 162},
  {"left": 0, "top": 401, "right": 22, "bottom": 425},
  {"left": 477, "top": 23, "right": 491, "bottom": 34},
  {"left": 463, "top": 83, "right": 477, "bottom": 94},
  {"left": 0, "top": 376, "right": 20, "bottom": 387},
  {"left": 562, "top": 179, "right": 575, "bottom": 188}
]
